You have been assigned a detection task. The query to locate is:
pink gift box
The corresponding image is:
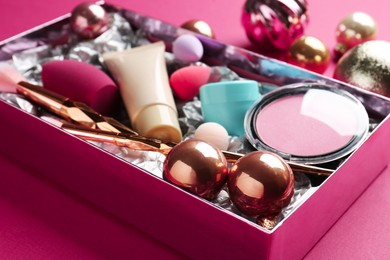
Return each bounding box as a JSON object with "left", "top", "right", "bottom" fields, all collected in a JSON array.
[{"left": 1, "top": 3, "right": 390, "bottom": 259}]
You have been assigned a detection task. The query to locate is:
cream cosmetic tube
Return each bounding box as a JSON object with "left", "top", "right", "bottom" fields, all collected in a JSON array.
[{"left": 102, "top": 42, "right": 182, "bottom": 142}]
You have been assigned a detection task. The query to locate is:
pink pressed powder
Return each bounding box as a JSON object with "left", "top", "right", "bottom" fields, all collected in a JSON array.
[
  {"left": 245, "top": 84, "right": 369, "bottom": 164},
  {"left": 256, "top": 93, "right": 358, "bottom": 156}
]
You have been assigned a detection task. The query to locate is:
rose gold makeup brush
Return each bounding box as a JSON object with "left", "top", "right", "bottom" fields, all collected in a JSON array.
[
  {"left": 16, "top": 81, "right": 136, "bottom": 135},
  {"left": 60, "top": 122, "right": 333, "bottom": 177}
]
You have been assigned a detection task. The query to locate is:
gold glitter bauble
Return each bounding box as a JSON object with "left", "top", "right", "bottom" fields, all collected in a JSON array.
[{"left": 334, "top": 40, "right": 390, "bottom": 98}]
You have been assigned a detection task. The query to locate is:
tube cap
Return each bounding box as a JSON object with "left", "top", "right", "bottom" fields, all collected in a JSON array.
[{"left": 133, "top": 105, "right": 182, "bottom": 143}]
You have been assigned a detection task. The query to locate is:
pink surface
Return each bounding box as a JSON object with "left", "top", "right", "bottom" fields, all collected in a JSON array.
[
  {"left": 0, "top": 155, "right": 184, "bottom": 259},
  {"left": 1, "top": 0, "right": 390, "bottom": 259}
]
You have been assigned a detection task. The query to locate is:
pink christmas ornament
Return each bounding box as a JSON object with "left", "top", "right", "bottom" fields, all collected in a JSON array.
[{"left": 241, "top": 0, "right": 308, "bottom": 53}]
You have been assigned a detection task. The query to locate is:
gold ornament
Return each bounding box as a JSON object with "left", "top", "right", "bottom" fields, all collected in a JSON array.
[
  {"left": 286, "top": 35, "right": 330, "bottom": 74},
  {"left": 334, "top": 40, "right": 390, "bottom": 98},
  {"left": 335, "top": 12, "right": 377, "bottom": 57},
  {"left": 181, "top": 19, "right": 216, "bottom": 38}
]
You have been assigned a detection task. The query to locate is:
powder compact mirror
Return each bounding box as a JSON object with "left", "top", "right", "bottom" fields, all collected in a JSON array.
[{"left": 244, "top": 83, "right": 370, "bottom": 165}]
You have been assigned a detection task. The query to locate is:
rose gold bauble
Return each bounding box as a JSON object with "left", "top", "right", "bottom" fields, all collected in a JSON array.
[
  {"left": 163, "top": 139, "right": 228, "bottom": 200},
  {"left": 181, "top": 20, "right": 216, "bottom": 38},
  {"left": 227, "top": 151, "right": 294, "bottom": 218},
  {"left": 69, "top": 2, "right": 109, "bottom": 39},
  {"left": 334, "top": 12, "right": 377, "bottom": 58},
  {"left": 286, "top": 35, "right": 330, "bottom": 74},
  {"left": 334, "top": 40, "right": 390, "bottom": 98}
]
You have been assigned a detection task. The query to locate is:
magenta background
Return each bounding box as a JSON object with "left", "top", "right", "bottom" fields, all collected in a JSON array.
[{"left": 1, "top": 0, "right": 390, "bottom": 259}]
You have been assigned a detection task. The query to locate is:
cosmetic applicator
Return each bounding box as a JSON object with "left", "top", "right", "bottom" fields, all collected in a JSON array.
[
  {"left": 194, "top": 122, "right": 230, "bottom": 150},
  {"left": 57, "top": 122, "right": 333, "bottom": 177},
  {"left": 172, "top": 34, "right": 204, "bottom": 63},
  {"left": 169, "top": 65, "right": 241, "bottom": 101},
  {"left": 16, "top": 81, "right": 135, "bottom": 135},
  {"left": 41, "top": 59, "right": 120, "bottom": 116},
  {"left": 0, "top": 64, "right": 26, "bottom": 93},
  {"left": 169, "top": 65, "right": 211, "bottom": 100}
]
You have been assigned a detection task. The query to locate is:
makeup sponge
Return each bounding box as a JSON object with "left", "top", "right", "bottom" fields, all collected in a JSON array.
[
  {"left": 172, "top": 34, "right": 204, "bottom": 62},
  {"left": 41, "top": 59, "right": 119, "bottom": 116},
  {"left": 194, "top": 122, "right": 230, "bottom": 150},
  {"left": 169, "top": 65, "right": 211, "bottom": 100}
]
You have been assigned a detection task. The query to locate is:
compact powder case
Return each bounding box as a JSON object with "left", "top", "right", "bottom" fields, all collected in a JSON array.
[{"left": 245, "top": 83, "right": 370, "bottom": 164}]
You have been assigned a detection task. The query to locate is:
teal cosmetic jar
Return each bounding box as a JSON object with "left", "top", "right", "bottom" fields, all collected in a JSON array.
[{"left": 199, "top": 80, "right": 260, "bottom": 136}]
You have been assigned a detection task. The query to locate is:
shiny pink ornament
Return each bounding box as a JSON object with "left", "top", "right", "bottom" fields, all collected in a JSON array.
[
  {"left": 70, "top": 2, "right": 109, "bottom": 39},
  {"left": 228, "top": 151, "right": 294, "bottom": 218},
  {"left": 163, "top": 139, "right": 228, "bottom": 200},
  {"left": 241, "top": 0, "right": 308, "bottom": 52}
]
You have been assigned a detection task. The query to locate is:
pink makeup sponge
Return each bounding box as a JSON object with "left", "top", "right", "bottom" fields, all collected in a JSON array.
[
  {"left": 169, "top": 65, "right": 211, "bottom": 100},
  {"left": 41, "top": 60, "right": 119, "bottom": 116},
  {"left": 194, "top": 122, "right": 230, "bottom": 150}
]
